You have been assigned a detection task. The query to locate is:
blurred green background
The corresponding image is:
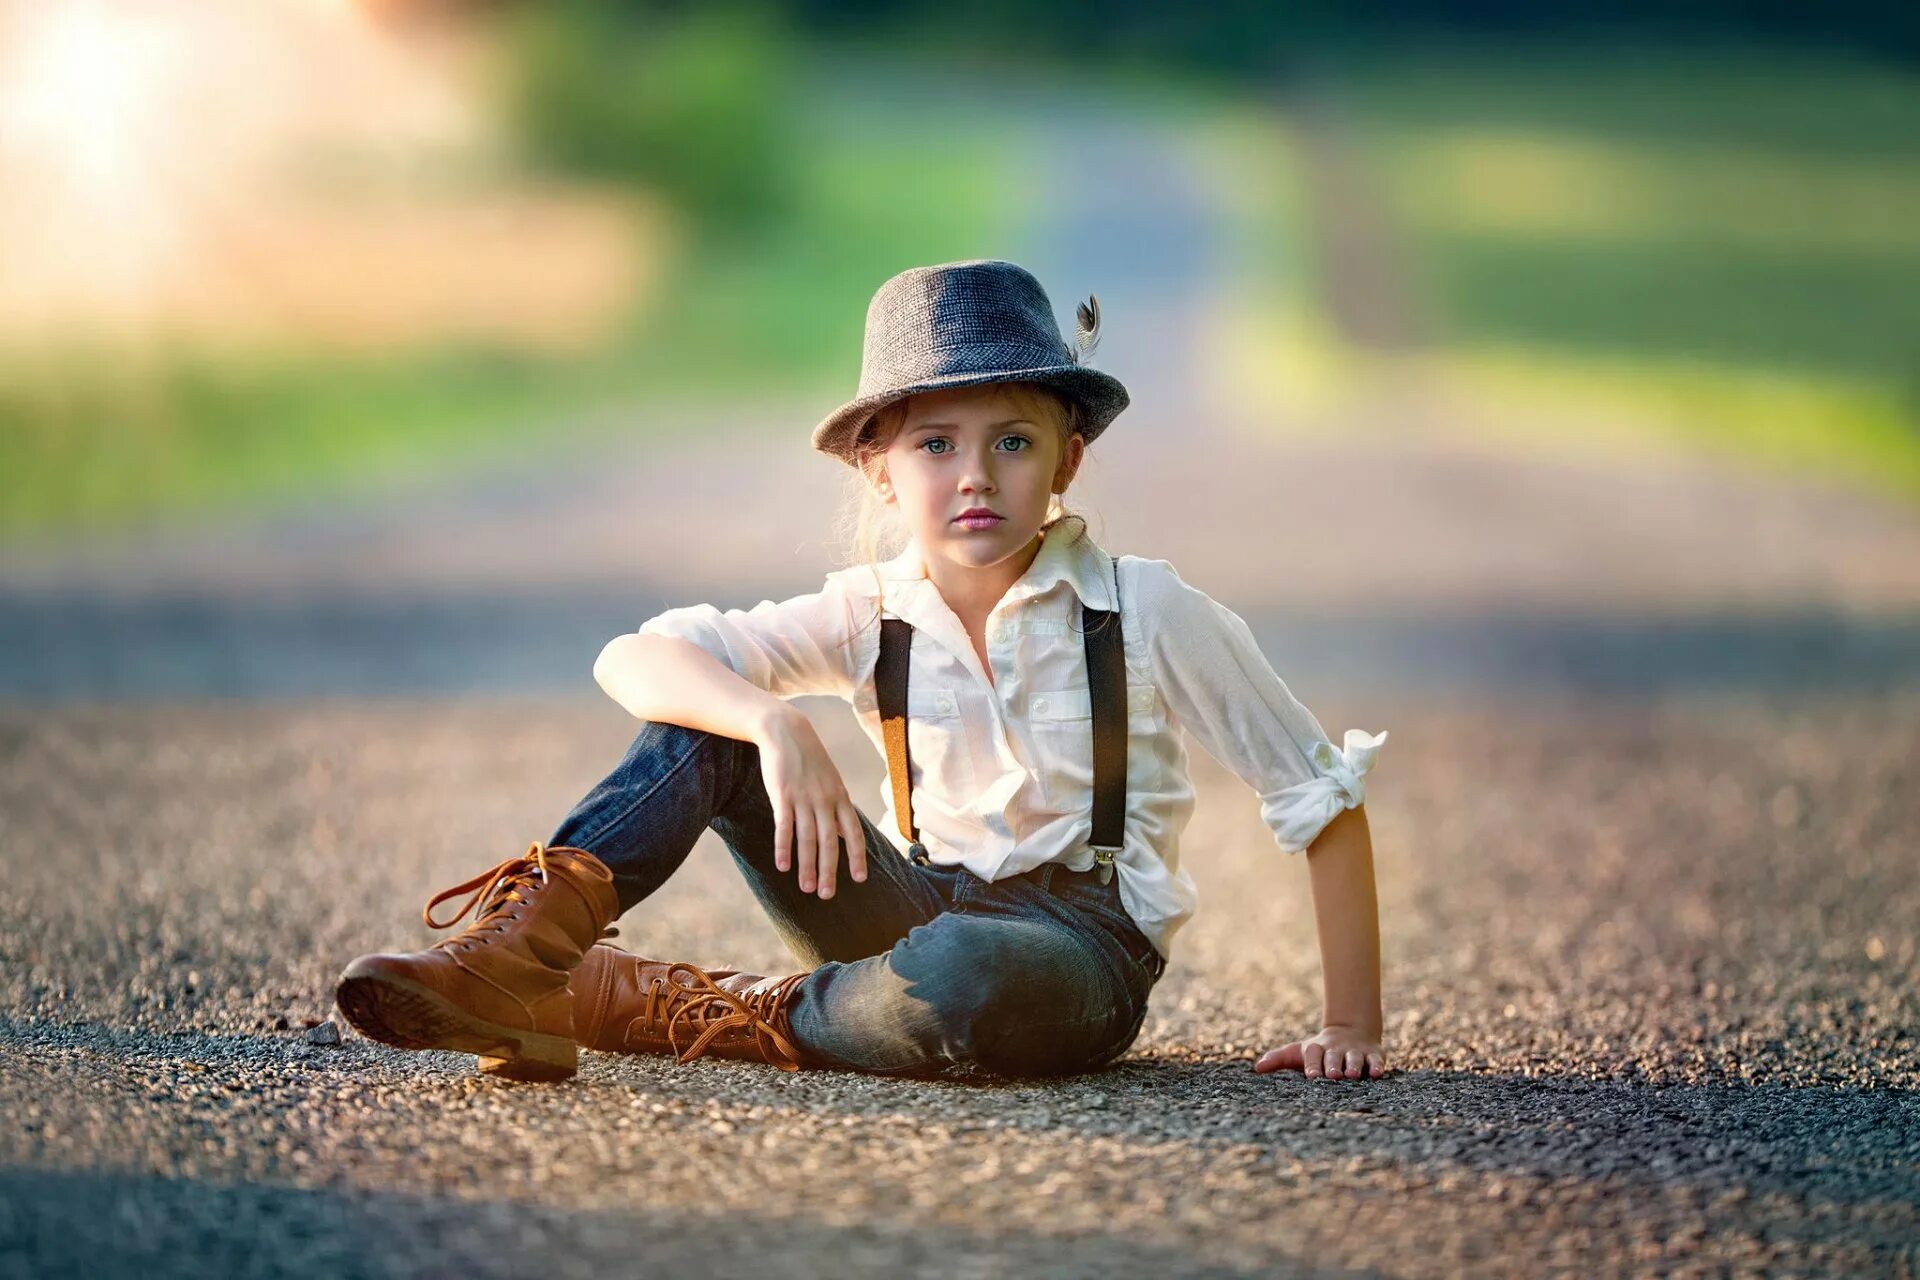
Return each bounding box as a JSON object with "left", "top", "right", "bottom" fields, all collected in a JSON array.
[{"left": 2, "top": 0, "right": 1916, "bottom": 542}]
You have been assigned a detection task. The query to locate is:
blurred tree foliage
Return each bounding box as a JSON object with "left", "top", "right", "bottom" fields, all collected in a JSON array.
[
  {"left": 500, "top": 0, "right": 803, "bottom": 238},
  {"left": 780, "top": 0, "right": 1919, "bottom": 68}
]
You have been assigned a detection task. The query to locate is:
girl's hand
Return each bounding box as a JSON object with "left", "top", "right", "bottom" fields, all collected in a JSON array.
[
  {"left": 755, "top": 710, "right": 869, "bottom": 900},
  {"left": 1252, "top": 1025, "right": 1387, "bottom": 1080}
]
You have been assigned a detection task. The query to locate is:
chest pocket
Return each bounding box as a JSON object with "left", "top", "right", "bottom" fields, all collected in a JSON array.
[
  {"left": 1026, "top": 683, "right": 1162, "bottom": 731},
  {"left": 1025, "top": 682, "right": 1163, "bottom": 812},
  {"left": 904, "top": 686, "right": 974, "bottom": 797}
]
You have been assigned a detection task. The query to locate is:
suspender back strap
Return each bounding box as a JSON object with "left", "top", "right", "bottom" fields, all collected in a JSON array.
[{"left": 875, "top": 600, "right": 1128, "bottom": 867}]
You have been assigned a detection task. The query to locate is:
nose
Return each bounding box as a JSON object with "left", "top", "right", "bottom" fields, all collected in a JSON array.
[{"left": 958, "top": 445, "right": 996, "bottom": 494}]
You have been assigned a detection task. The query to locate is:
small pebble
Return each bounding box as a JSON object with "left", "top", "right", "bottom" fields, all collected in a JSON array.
[{"left": 305, "top": 1020, "right": 342, "bottom": 1046}]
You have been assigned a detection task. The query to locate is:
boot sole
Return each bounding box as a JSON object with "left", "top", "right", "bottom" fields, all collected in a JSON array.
[{"left": 334, "top": 967, "right": 579, "bottom": 1083}]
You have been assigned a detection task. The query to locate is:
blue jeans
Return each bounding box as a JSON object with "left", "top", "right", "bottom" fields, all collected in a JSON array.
[{"left": 546, "top": 717, "right": 1167, "bottom": 1078}]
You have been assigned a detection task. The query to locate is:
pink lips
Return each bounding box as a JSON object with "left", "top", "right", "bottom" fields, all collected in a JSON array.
[{"left": 953, "top": 512, "right": 1002, "bottom": 530}]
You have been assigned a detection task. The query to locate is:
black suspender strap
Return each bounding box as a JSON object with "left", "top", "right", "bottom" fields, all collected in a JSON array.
[
  {"left": 1082, "top": 599, "right": 1127, "bottom": 875},
  {"left": 876, "top": 600, "right": 1128, "bottom": 880}
]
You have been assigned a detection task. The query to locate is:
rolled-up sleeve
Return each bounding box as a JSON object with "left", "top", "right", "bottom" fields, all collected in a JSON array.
[
  {"left": 634, "top": 577, "right": 866, "bottom": 701},
  {"left": 1135, "top": 558, "right": 1388, "bottom": 854}
]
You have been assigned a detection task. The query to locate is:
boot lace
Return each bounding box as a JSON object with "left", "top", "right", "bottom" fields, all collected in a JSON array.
[
  {"left": 421, "top": 841, "right": 558, "bottom": 949},
  {"left": 651, "top": 963, "right": 809, "bottom": 1072}
]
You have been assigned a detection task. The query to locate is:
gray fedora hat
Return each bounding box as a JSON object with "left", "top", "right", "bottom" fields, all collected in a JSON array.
[{"left": 811, "top": 258, "right": 1130, "bottom": 468}]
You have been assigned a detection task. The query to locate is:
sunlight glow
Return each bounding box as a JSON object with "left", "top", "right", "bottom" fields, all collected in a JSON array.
[{"left": 0, "top": 0, "right": 494, "bottom": 343}]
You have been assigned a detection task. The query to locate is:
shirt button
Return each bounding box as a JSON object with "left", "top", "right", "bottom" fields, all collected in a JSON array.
[{"left": 1033, "top": 698, "right": 1049, "bottom": 713}]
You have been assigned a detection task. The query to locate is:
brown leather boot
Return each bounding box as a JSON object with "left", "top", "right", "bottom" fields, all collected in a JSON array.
[
  {"left": 568, "top": 943, "right": 815, "bottom": 1072},
  {"left": 334, "top": 842, "right": 619, "bottom": 1082}
]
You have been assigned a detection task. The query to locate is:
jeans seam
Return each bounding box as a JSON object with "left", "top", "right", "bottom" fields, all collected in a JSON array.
[{"left": 572, "top": 725, "right": 718, "bottom": 853}]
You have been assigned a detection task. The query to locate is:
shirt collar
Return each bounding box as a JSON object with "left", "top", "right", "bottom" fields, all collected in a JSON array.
[{"left": 869, "top": 520, "right": 1115, "bottom": 611}]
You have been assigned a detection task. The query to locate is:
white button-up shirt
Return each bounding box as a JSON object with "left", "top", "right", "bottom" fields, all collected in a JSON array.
[{"left": 634, "top": 521, "right": 1387, "bottom": 961}]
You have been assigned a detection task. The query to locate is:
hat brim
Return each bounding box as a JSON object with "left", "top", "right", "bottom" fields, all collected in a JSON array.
[{"left": 811, "top": 363, "right": 1130, "bottom": 466}]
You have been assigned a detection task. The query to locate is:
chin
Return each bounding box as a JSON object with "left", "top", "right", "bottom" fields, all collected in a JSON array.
[{"left": 942, "top": 524, "right": 1034, "bottom": 556}]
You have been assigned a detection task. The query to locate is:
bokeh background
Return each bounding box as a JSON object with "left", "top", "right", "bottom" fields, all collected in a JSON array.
[
  {"left": 6, "top": 0, "right": 1920, "bottom": 703},
  {"left": 4, "top": 0, "right": 1917, "bottom": 555}
]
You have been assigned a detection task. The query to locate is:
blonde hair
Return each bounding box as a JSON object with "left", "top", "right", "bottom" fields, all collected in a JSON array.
[{"left": 828, "top": 380, "right": 1096, "bottom": 642}]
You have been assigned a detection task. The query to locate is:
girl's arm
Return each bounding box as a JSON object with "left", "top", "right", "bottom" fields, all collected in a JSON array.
[
  {"left": 1309, "top": 803, "right": 1383, "bottom": 1036},
  {"left": 1254, "top": 802, "right": 1388, "bottom": 1080},
  {"left": 603, "top": 579, "right": 862, "bottom": 746},
  {"left": 1251, "top": 805, "right": 1390, "bottom": 1074},
  {"left": 1306, "top": 804, "right": 1384, "bottom": 1057},
  {"left": 595, "top": 633, "right": 801, "bottom": 745},
  {"left": 1125, "top": 556, "right": 1390, "bottom": 1079},
  {"left": 595, "top": 633, "right": 869, "bottom": 899}
]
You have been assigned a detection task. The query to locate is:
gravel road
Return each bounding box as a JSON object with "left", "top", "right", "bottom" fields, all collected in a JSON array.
[
  {"left": 7, "top": 261, "right": 1920, "bottom": 1280},
  {"left": 4, "top": 689, "right": 1916, "bottom": 1278}
]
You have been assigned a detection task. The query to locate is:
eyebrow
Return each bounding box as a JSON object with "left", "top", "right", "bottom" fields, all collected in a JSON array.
[{"left": 905, "top": 418, "right": 1034, "bottom": 434}]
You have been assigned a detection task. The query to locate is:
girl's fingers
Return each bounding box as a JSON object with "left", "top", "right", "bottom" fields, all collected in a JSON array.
[
  {"left": 792, "top": 809, "right": 816, "bottom": 892},
  {"left": 1254, "top": 1044, "right": 1303, "bottom": 1073},
  {"left": 841, "top": 805, "right": 868, "bottom": 884},
  {"left": 773, "top": 805, "right": 792, "bottom": 874},
  {"left": 1255, "top": 1043, "right": 1388, "bottom": 1080},
  {"left": 815, "top": 805, "right": 837, "bottom": 899}
]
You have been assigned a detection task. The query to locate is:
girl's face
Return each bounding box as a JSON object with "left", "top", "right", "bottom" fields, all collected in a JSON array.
[{"left": 876, "top": 384, "right": 1083, "bottom": 580}]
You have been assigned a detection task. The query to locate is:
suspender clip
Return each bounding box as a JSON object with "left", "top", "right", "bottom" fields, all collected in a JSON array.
[{"left": 1088, "top": 843, "right": 1120, "bottom": 884}]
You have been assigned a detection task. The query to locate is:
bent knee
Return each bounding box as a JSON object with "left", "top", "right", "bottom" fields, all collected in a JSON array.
[
  {"left": 945, "top": 955, "right": 1122, "bottom": 1077},
  {"left": 883, "top": 919, "right": 1125, "bottom": 1075}
]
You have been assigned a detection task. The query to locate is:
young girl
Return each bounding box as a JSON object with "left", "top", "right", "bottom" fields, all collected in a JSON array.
[{"left": 334, "top": 259, "right": 1390, "bottom": 1085}]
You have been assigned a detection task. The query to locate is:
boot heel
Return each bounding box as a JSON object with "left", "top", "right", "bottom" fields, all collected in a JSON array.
[{"left": 478, "top": 1030, "right": 579, "bottom": 1083}]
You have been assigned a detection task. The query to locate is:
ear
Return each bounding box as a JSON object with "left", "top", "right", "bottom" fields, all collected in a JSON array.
[{"left": 1053, "top": 431, "right": 1086, "bottom": 492}]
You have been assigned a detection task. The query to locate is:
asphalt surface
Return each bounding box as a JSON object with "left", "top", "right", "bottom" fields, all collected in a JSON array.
[{"left": 4, "top": 688, "right": 1917, "bottom": 1278}]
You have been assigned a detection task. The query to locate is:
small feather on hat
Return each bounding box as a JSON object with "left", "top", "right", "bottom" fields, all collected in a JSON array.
[{"left": 1073, "top": 294, "right": 1102, "bottom": 363}]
